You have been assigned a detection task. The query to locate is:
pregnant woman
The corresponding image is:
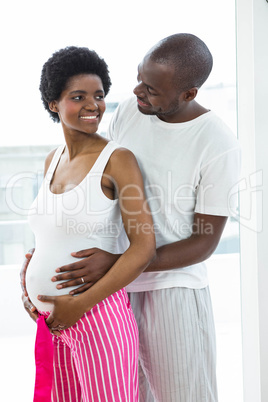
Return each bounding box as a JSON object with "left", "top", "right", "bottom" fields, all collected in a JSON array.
[{"left": 22, "top": 46, "right": 155, "bottom": 402}]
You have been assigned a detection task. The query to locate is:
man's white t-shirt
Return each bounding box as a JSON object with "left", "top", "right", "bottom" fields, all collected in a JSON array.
[{"left": 107, "top": 96, "right": 241, "bottom": 292}]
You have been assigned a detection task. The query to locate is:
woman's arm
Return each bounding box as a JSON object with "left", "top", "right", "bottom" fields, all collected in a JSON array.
[
  {"left": 49, "top": 214, "right": 226, "bottom": 296},
  {"left": 40, "top": 148, "right": 156, "bottom": 329},
  {"left": 79, "top": 148, "right": 156, "bottom": 303}
]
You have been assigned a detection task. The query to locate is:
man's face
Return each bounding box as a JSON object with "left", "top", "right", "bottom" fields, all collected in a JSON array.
[{"left": 133, "top": 56, "right": 185, "bottom": 123}]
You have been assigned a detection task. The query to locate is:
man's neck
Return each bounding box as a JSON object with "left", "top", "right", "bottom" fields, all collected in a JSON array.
[{"left": 158, "top": 101, "right": 210, "bottom": 124}]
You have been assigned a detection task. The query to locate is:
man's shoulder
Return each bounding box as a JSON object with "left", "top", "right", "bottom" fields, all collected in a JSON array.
[
  {"left": 112, "top": 96, "right": 143, "bottom": 132},
  {"left": 200, "top": 111, "right": 239, "bottom": 148},
  {"left": 117, "top": 96, "right": 138, "bottom": 115}
]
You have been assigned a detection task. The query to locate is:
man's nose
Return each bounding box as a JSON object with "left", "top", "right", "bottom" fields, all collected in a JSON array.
[{"left": 133, "top": 82, "right": 145, "bottom": 97}]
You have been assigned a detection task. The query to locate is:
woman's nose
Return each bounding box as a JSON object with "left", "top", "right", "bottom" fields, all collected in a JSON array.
[{"left": 85, "top": 100, "right": 98, "bottom": 110}]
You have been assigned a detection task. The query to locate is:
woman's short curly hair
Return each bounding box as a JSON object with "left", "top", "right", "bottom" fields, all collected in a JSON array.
[{"left": 39, "top": 46, "right": 112, "bottom": 122}]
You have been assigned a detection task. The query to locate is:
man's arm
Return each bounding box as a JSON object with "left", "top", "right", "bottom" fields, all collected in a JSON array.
[
  {"left": 144, "top": 213, "right": 227, "bottom": 272},
  {"left": 52, "top": 248, "right": 121, "bottom": 294},
  {"left": 51, "top": 212, "right": 227, "bottom": 295}
]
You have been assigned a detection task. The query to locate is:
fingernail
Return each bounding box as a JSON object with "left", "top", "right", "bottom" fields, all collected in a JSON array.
[
  {"left": 51, "top": 276, "right": 56, "bottom": 282},
  {"left": 56, "top": 284, "right": 62, "bottom": 289},
  {"left": 70, "top": 291, "right": 74, "bottom": 295}
]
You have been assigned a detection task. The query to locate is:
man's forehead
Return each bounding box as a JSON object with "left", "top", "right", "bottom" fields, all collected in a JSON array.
[{"left": 138, "top": 57, "right": 175, "bottom": 75}]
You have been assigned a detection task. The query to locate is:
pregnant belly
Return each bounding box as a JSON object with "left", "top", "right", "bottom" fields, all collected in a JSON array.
[{"left": 26, "top": 250, "right": 83, "bottom": 313}]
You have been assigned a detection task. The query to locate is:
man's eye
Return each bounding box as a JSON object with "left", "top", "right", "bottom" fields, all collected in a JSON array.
[
  {"left": 96, "top": 95, "right": 104, "bottom": 100},
  {"left": 146, "top": 86, "right": 156, "bottom": 96},
  {"left": 73, "top": 96, "right": 82, "bottom": 100}
]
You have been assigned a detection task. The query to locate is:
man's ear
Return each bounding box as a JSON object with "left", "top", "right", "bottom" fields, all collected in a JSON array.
[
  {"left": 48, "top": 101, "right": 58, "bottom": 113},
  {"left": 184, "top": 87, "right": 198, "bottom": 102}
]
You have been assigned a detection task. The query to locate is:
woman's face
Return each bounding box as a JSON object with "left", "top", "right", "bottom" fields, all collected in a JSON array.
[{"left": 50, "top": 74, "right": 106, "bottom": 136}]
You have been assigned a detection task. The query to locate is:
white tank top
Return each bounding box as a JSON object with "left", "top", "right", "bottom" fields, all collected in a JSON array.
[{"left": 26, "top": 141, "right": 129, "bottom": 312}]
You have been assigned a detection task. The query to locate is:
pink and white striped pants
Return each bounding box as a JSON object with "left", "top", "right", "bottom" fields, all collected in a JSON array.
[{"left": 50, "top": 289, "right": 139, "bottom": 402}]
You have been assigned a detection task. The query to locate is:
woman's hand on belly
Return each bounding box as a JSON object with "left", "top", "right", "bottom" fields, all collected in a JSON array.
[
  {"left": 22, "top": 292, "right": 61, "bottom": 336},
  {"left": 37, "top": 294, "right": 86, "bottom": 331}
]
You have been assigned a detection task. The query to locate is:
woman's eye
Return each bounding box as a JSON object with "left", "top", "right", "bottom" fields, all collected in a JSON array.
[
  {"left": 96, "top": 95, "right": 104, "bottom": 100},
  {"left": 73, "top": 96, "right": 82, "bottom": 100}
]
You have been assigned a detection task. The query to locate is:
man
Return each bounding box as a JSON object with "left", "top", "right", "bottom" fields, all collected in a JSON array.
[{"left": 22, "top": 33, "right": 240, "bottom": 401}]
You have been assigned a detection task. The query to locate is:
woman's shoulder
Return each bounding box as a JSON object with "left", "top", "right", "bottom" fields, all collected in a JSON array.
[
  {"left": 106, "top": 144, "right": 141, "bottom": 184},
  {"left": 43, "top": 147, "right": 60, "bottom": 176},
  {"left": 110, "top": 144, "right": 137, "bottom": 165}
]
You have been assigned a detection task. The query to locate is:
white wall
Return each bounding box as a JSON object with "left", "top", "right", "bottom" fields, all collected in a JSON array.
[{"left": 236, "top": 0, "right": 268, "bottom": 400}]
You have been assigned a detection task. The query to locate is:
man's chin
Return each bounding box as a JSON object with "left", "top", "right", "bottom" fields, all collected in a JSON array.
[{"left": 137, "top": 105, "right": 155, "bottom": 115}]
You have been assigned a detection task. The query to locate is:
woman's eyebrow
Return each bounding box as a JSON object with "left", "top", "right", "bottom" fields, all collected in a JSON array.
[
  {"left": 69, "top": 90, "right": 87, "bottom": 95},
  {"left": 69, "top": 89, "right": 104, "bottom": 95}
]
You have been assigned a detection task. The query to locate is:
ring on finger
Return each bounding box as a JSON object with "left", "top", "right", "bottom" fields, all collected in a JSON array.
[{"left": 81, "top": 277, "right": 85, "bottom": 284}]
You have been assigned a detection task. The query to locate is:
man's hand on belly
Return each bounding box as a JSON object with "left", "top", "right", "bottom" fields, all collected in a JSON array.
[
  {"left": 51, "top": 248, "right": 121, "bottom": 295},
  {"left": 22, "top": 293, "right": 38, "bottom": 322},
  {"left": 20, "top": 248, "right": 35, "bottom": 296},
  {"left": 21, "top": 248, "right": 39, "bottom": 323}
]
